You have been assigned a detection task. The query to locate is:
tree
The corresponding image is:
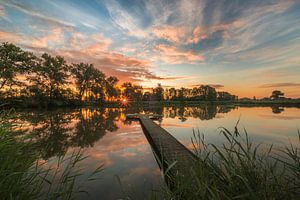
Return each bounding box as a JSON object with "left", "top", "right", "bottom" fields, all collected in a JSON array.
[
  {"left": 71, "top": 63, "right": 99, "bottom": 100},
  {"left": 168, "top": 88, "right": 176, "bottom": 100},
  {"left": 217, "top": 91, "right": 236, "bottom": 101},
  {"left": 105, "top": 76, "right": 119, "bottom": 101},
  {"left": 153, "top": 83, "right": 164, "bottom": 101},
  {"left": 29, "top": 53, "right": 69, "bottom": 101},
  {"left": 270, "top": 90, "right": 284, "bottom": 100},
  {"left": 178, "top": 88, "right": 185, "bottom": 101},
  {"left": 122, "top": 82, "right": 143, "bottom": 102},
  {"left": 0, "top": 42, "right": 36, "bottom": 90},
  {"left": 199, "top": 85, "right": 217, "bottom": 101},
  {"left": 91, "top": 69, "right": 106, "bottom": 102}
]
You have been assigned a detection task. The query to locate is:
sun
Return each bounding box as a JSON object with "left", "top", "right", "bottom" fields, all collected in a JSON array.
[{"left": 120, "top": 97, "right": 128, "bottom": 105}]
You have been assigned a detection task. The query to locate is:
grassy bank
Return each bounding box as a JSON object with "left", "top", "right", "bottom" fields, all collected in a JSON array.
[{"left": 162, "top": 127, "right": 300, "bottom": 200}]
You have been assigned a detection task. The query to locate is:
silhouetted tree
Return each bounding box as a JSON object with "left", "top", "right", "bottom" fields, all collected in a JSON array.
[
  {"left": 0, "top": 42, "right": 36, "bottom": 90},
  {"left": 28, "top": 53, "right": 69, "bottom": 102},
  {"left": 91, "top": 69, "right": 106, "bottom": 102},
  {"left": 199, "top": 85, "right": 217, "bottom": 101},
  {"left": 270, "top": 90, "right": 284, "bottom": 100},
  {"left": 71, "top": 63, "right": 95, "bottom": 100},
  {"left": 122, "top": 82, "right": 143, "bottom": 102},
  {"left": 153, "top": 83, "right": 164, "bottom": 101},
  {"left": 106, "top": 76, "right": 119, "bottom": 101},
  {"left": 0, "top": 43, "right": 242, "bottom": 106}
]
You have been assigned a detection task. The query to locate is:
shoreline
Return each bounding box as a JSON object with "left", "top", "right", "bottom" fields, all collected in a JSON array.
[{"left": 2, "top": 98, "right": 300, "bottom": 110}]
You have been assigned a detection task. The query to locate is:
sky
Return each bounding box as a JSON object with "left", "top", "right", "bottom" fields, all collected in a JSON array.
[{"left": 0, "top": 0, "right": 300, "bottom": 98}]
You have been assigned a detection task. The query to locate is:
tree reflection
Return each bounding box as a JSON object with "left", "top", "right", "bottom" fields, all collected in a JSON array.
[
  {"left": 13, "top": 108, "right": 120, "bottom": 159},
  {"left": 14, "top": 110, "right": 74, "bottom": 159},
  {"left": 71, "top": 108, "right": 119, "bottom": 148},
  {"left": 271, "top": 106, "right": 285, "bottom": 114},
  {"left": 162, "top": 105, "right": 236, "bottom": 121},
  {"left": 12, "top": 105, "right": 237, "bottom": 159}
]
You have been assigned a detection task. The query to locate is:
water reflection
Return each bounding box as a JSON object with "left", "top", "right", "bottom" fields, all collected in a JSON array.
[
  {"left": 14, "top": 108, "right": 121, "bottom": 159},
  {"left": 11, "top": 105, "right": 300, "bottom": 199},
  {"left": 14, "top": 106, "right": 236, "bottom": 150},
  {"left": 271, "top": 106, "right": 285, "bottom": 114},
  {"left": 13, "top": 105, "right": 300, "bottom": 160},
  {"left": 162, "top": 105, "right": 236, "bottom": 121}
]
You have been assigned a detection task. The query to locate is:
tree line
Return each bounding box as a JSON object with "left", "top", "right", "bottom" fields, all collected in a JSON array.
[{"left": 0, "top": 42, "right": 238, "bottom": 108}]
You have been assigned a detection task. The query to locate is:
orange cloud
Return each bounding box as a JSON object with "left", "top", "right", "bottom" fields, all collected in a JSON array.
[
  {"left": 155, "top": 44, "right": 204, "bottom": 64},
  {"left": 191, "top": 84, "right": 224, "bottom": 89},
  {"left": 152, "top": 25, "right": 186, "bottom": 43},
  {"left": 258, "top": 83, "right": 300, "bottom": 88},
  {"left": 31, "top": 27, "right": 63, "bottom": 48},
  {"left": 70, "top": 33, "right": 112, "bottom": 52},
  {"left": 187, "top": 20, "right": 244, "bottom": 45},
  {"left": 0, "top": 31, "right": 22, "bottom": 43},
  {"left": 0, "top": 29, "right": 163, "bottom": 84},
  {"left": 187, "top": 26, "right": 209, "bottom": 44},
  {"left": 84, "top": 122, "right": 149, "bottom": 167}
]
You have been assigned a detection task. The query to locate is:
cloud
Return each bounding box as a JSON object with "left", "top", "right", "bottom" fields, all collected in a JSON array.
[
  {"left": 104, "top": 0, "right": 151, "bottom": 38},
  {"left": 213, "top": 1, "right": 297, "bottom": 56},
  {"left": 80, "top": 36, "right": 112, "bottom": 54},
  {"left": 188, "top": 26, "right": 204, "bottom": 44},
  {"left": 186, "top": 30, "right": 225, "bottom": 52},
  {"left": 0, "top": 31, "right": 22, "bottom": 43},
  {"left": 31, "top": 27, "right": 63, "bottom": 48},
  {"left": 258, "top": 83, "right": 300, "bottom": 88},
  {"left": 1, "top": 0, "right": 300, "bottom": 98},
  {"left": 2, "top": 1, "right": 75, "bottom": 28},
  {"left": 191, "top": 84, "right": 224, "bottom": 89},
  {"left": 0, "top": 30, "right": 163, "bottom": 84},
  {"left": 21, "top": 43, "right": 168, "bottom": 83},
  {"left": 57, "top": 50, "right": 156, "bottom": 83},
  {"left": 155, "top": 44, "right": 204, "bottom": 64},
  {"left": 0, "top": 5, "right": 5, "bottom": 17},
  {"left": 152, "top": 25, "right": 186, "bottom": 43}
]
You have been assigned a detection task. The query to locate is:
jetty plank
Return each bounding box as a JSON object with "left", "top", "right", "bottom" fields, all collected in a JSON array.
[{"left": 138, "top": 114, "right": 197, "bottom": 177}]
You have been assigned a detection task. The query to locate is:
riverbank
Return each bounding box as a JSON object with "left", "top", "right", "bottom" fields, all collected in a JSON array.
[{"left": 1, "top": 97, "right": 300, "bottom": 109}]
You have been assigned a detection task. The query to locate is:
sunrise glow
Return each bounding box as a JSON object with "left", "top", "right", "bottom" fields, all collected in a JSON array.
[{"left": 1, "top": 0, "right": 300, "bottom": 98}]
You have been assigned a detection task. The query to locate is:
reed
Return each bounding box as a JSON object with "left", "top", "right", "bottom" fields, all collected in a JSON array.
[
  {"left": 0, "top": 110, "right": 103, "bottom": 200},
  {"left": 162, "top": 127, "right": 300, "bottom": 200}
]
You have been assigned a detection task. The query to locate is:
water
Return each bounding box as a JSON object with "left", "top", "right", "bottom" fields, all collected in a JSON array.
[{"left": 12, "top": 105, "right": 300, "bottom": 199}]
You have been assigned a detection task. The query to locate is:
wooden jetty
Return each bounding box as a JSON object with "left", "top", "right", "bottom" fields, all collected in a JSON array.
[{"left": 126, "top": 114, "right": 197, "bottom": 178}]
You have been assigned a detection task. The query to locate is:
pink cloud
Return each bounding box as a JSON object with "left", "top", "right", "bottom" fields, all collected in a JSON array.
[
  {"left": 0, "top": 5, "right": 5, "bottom": 17},
  {"left": 31, "top": 27, "right": 63, "bottom": 48},
  {"left": 70, "top": 33, "right": 112, "bottom": 52},
  {"left": 0, "top": 31, "right": 22, "bottom": 43},
  {"left": 155, "top": 44, "right": 204, "bottom": 64},
  {"left": 187, "top": 26, "right": 208, "bottom": 44},
  {"left": 0, "top": 29, "right": 164, "bottom": 83},
  {"left": 152, "top": 25, "right": 186, "bottom": 43}
]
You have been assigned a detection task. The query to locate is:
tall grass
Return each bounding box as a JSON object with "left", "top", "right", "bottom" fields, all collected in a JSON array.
[
  {"left": 0, "top": 110, "right": 103, "bottom": 200},
  {"left": 162, "top": 127, "right": 300, "bottom": 200}
]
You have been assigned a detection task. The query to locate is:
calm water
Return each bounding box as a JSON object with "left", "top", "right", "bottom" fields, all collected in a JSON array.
[{"left": 13, "top": 105, "right": 300, "bottom": 199}]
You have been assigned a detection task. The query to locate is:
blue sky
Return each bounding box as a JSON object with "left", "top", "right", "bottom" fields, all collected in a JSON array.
[{"left": 1, "top": 0, "right": 300, "bottom": 97}]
